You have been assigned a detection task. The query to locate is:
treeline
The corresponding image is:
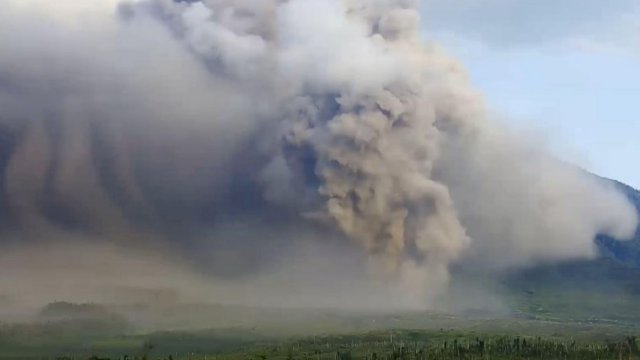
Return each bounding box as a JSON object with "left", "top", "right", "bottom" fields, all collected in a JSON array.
[
  {"left": 350, "top": 336, "right": 640, "bottom": 359},
  {"left": 52, "top": 335, "right": 640, "bottom": 360}
]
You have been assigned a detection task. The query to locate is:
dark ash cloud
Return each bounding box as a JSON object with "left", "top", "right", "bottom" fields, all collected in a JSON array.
[{"left": 0, "top": 0, "right": 635, "bottom": 311}]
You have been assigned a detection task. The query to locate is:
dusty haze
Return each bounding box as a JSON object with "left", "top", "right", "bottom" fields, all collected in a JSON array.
[{"left": 0, "top": 0, "right": 636, "bottom": 315}]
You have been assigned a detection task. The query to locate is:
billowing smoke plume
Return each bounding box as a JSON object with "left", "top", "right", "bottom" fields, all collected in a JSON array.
[{"left": 0, "top": 0, "right": 636, "bottom": 310}]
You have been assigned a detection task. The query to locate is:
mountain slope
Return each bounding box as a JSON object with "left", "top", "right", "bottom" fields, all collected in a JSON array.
[
  {"left": 596, "top": 180, "right": 640, "bottom": 267},
  {"left": 503, "top": 179, "right": 640, "bottom": 323}
]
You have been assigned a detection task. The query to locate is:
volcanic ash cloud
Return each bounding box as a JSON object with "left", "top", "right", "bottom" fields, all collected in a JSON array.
[{"left": 0, "top": 0, "right": 636, "bottom": 309}]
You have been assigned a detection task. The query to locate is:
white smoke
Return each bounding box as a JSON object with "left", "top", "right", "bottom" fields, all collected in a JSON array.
[{"left": 0, "top": 0, "right": 636, "bottom": 310}]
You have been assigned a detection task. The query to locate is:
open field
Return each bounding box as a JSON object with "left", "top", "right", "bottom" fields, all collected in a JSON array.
[
  {"left": 3, "top": 326, "right": 640, "bottom": 360},
  {"left": 4, "top": 255, "right": 640, "bottom": 360},
  {"left": 3, "top": 307, "right": 640, "bottom": 360}
]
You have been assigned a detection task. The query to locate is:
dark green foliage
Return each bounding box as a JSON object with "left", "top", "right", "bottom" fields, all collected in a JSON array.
[
  {"left": 40, "top": 302, "right": 114, "bottom": 320},
  {"left": 234, "top": 332, "right": 640, "bottom": 360},
  {"left": 35, "top": 332, "right": 640, "bottom": 359}
]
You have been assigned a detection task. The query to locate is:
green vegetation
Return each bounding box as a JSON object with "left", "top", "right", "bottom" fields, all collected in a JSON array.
[
  {"left": 5, "top": 249, "right": 640, "bottom": 360},
  {"left": 205, "top": 331, "right": 640, "bottom": 360},
  {"left": 504, "top": 258, "right": 640, "bottom": 324},
  {"left": 4, "top": 330, "right": 640, "bottom": 359},
  {"left": 2, "top": 319, "right": 640, "bottom": 360}
]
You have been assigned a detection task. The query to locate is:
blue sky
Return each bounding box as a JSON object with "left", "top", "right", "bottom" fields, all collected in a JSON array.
[{"left": 420, "top": 0, "right": 640, "bottom": 188}]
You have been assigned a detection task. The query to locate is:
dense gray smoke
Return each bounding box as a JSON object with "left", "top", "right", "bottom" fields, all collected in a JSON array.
[{"left": 0, "top": 0, "right": 636, "bottom": 310}]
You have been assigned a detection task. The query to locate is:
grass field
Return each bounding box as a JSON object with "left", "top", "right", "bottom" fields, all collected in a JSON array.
[
  {"left": 3, "top": 310, "right": 640, "bottom": 360},
  {"left": 3, "top": 255, "right": 640, "bottom": 359},
  {"left": 3, "top": 327, "right": 640, "bottom": 360}
]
